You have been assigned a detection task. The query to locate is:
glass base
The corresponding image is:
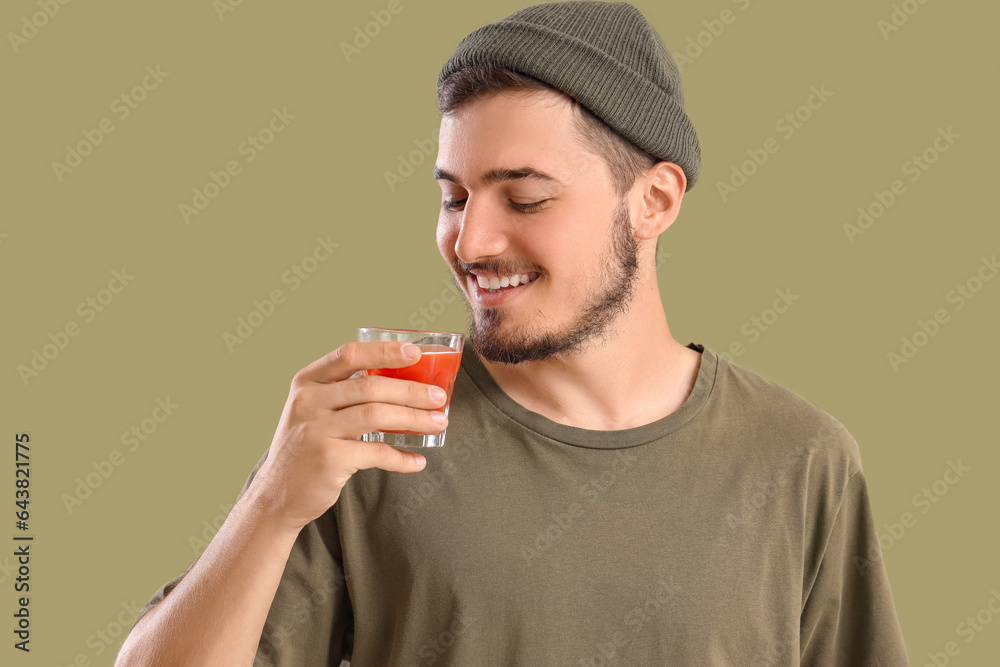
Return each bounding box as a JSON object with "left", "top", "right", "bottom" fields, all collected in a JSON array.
[{"left": 362, "top": 429, "right": 447, "bottom": 448}]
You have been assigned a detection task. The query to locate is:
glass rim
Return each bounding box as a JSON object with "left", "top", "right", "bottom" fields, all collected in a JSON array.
[{"left": 358, "top": 326, "right": 465, "bottom": 338}]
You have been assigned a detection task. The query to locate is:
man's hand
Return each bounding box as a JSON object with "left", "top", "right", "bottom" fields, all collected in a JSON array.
[{"left": 251, "top": 341, "right": 448, "bottom": 533}]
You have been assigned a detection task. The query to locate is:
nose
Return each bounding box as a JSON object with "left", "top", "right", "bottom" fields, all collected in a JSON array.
[{"left": 452, "top": 197, "right": 510, "bottom": 265}]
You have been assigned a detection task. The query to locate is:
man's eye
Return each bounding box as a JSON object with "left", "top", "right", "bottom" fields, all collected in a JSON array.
[
  {"left": 511, "top": 200, "right": 546, "bottom": 213},
  {"left": 441, "top": 199, "right": 547, "bottom": 212}
]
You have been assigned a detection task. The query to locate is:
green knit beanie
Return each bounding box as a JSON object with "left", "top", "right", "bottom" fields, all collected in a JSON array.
[{"left": 438, "top": 1, "right": 701, "bottom": 191}]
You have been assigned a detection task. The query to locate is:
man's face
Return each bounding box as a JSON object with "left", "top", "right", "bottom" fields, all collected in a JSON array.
[{"left": 435, "top": 89, "right": 642, "bottom": 365}]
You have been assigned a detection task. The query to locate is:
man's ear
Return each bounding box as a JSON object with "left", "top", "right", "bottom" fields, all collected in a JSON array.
[{"left": 633, "top": 161, "right": 686, "bottom": 240}]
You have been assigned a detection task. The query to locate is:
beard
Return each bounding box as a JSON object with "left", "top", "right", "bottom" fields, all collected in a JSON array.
[{"left": 457, "top": 199, "right": 641, "bottom": 365}]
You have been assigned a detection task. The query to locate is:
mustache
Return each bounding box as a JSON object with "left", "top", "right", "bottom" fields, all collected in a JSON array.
[{"left": 455, "top": 260, "right": 539, "bottom": 276}]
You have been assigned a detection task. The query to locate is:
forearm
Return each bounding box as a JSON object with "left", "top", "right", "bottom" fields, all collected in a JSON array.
[{"left": 115, "top": 484, "right": 301, "bottom": 667}]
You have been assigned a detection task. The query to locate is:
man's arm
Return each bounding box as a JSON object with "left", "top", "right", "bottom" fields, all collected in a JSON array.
[
  {"left": 799, "top": 469, "right": 910, "bottom": 666},
  {"left": 114, "top": 341, "right": 447, "bottom": 666},
  {"left": 115, "top": 470, "right": 301, "bottom": 666}
]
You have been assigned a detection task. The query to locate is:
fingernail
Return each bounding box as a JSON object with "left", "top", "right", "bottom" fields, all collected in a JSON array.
[
  {"left": 430, "top": 386, "right": 447, "bottom": 401},
  {"left": 402, "top": 344, "right": 420, "bottom": 359},
  {"left": 415, "top": 455, "right": 426, "bottom": 467},
  {"left": 431, "top": 411, "right": 447, "bottom": 423}
]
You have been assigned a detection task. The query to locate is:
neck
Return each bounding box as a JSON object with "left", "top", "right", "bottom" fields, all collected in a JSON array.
[{"left": 477, "top": 271, "right": 701, "bottom": 431}]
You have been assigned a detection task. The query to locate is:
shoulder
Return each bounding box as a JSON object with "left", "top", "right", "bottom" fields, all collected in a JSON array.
[{"left": 708, "top": 350, "right": 863, "bottom": 482}]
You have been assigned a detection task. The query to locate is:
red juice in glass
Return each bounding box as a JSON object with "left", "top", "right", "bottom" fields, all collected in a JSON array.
[
  {"left": 358, "top": 328, "right": 465, "bottom": 448},
  {"left": 364, "top": 344, "right": 463, "bottom": 435}
]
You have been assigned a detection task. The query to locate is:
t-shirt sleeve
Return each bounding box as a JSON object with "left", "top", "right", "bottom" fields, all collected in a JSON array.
[
  {"left": 255, "top": 505, "right": 354, "bottom": 665},
  {"left": 126, "top": 449, "right": 354, "bottom": 665},
  {"left": 799, "top": 469, "right": 910, "bottom": 666}
]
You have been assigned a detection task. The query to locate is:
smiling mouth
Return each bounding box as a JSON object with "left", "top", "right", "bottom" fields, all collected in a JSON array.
[
  {"left": 481, "top": 282, "right": 525, "bottom": 293},
  {"left": 464, "top": 271, "right": 541, "bottom": 300},
  {"left": 471, "top": 272, "right": 539, "bottom": 290}
]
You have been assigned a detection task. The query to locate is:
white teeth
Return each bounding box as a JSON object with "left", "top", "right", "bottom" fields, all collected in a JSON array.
[{"left": 474, "top": 272, "right": 535, "bottom": 290}]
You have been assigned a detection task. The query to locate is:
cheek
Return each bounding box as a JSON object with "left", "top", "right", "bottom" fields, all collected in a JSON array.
[
  {"left": 538, "top": 217, "right": 607, "bottom": 290},
  {"left": 545, "top": 216, "right": 596, "bottom": 264}
]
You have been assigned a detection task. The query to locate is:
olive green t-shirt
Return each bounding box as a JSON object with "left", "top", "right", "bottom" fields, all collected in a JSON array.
[{"left": 131, "top": 342, "right": 909, "bottom": 666}]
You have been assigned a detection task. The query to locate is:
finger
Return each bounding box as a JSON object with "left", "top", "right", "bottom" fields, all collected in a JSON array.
[
  {"left": 297, "top": 341, "right": 421, "bottom": 385},
  {"left": 341, "top": 440, "right": 428, "bottom": 474},
  {"left": 324, "top": 373, "right": 448, "bottom": 412},
  {"left": 319, "top": 402, "right": 448, "bottom": 441}
]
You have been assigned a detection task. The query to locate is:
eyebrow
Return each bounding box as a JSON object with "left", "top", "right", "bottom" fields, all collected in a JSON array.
[{"left": 433, "top": 166, "right": 565, "bottom": 188}]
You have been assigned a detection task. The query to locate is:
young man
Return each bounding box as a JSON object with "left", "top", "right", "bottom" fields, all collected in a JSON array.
[{"left": 118, "top": 3, "right": 909, "bottom": 665}]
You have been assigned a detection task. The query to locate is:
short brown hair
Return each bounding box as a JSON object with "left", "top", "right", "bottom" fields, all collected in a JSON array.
[{"left": 437, "top": 64, "right": 659, "bottom": 201}]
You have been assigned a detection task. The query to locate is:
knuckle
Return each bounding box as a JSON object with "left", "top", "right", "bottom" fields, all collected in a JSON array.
[
  {"left": 361, "top": 402, "right": 384, "bottom": 422},
  {"left": 358, "top": 373, "right": 379, "bottom": 397},
  {"left": 299, "top": 420, "right": 320, "bottom": 444},
  {"left": 291, "top": 370, "right": 307, "bottom": 390},
  {"left": 288, "top": 379, "right": 316, "bottom": 409},
  {"left": 412, "top": 381, "right": 431, "bottom": 402},
  {"left": 338, "top": 342, "right": 360, "bottom": 369},
  {"left": 377, "top": 341, "right": 392, "bottom": 365},
  {"left": 287, "top": 389, "right": 309, "bottom": 416}
]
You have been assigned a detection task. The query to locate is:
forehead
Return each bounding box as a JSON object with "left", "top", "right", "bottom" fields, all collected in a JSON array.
[{"left": 436, "top": 89, "right": 592, "bottom": 185}]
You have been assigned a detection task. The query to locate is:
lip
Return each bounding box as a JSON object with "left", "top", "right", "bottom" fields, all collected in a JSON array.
[{"left": 466, "top": 273, "right": 537, "bottom": 306}]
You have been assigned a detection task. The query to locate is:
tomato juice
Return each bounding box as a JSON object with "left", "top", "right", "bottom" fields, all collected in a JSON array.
[{"left": 364, "top": 345, "right": 462, "bottom": 434}]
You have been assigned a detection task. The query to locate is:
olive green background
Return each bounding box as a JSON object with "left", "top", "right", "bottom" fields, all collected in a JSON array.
[{"left": 1, "top": 0, "right": 996, "bottom": 664}]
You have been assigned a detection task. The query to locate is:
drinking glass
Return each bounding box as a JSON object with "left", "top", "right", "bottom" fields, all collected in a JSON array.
[{"left": 357, "top": 327, "right": 465, "bottom": 448}]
